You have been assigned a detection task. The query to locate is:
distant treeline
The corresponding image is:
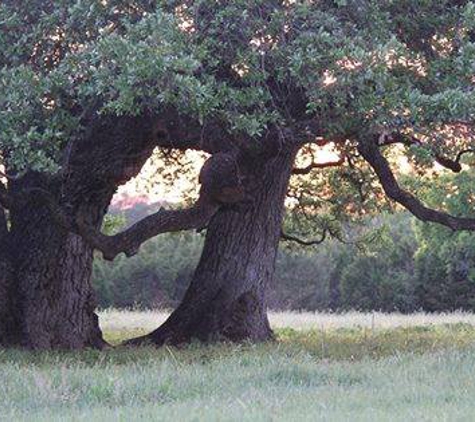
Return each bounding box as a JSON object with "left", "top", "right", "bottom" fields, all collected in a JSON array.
[{"left": 93, "top": 210, "right": 475, "bottom": 313}]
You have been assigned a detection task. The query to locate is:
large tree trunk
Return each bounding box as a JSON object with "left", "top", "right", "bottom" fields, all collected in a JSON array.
[
  {"left": 2, "top": 115, "right": 159, "bottom": 350},
  {"left": 129, "top": 147, "right": 297, "bottom": 346},
  {"left": 7, "top": 176, "right": 108, "bottom": 349}
]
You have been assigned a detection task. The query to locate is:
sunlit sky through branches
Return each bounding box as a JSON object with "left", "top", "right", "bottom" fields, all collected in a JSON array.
[{"left": 111, "top": 144, "right": 416, "bottom": 208}]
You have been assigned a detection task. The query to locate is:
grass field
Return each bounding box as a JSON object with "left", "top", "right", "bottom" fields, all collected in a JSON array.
[{"left": 2, "top": 311, "right": 475, "bottom": 421}]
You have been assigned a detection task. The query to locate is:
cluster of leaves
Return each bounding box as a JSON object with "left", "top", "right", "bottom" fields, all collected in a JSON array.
[
  {"left": 0, "top": 0, "right": 202, "bottom": 171},
  {"left": 3, "top": 1, "right": 475, "bottom": 163},
  {"left": 1, "top": 0, "right": 475, "bottom": 259}
]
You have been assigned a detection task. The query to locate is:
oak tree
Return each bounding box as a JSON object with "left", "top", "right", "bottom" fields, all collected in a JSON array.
[{"left": 1, "top": 0, "right": 475, "bottom": 348}]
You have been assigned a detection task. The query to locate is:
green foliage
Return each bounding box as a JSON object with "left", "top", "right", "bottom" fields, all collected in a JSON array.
[
  {"left": 93, "top": 231, "right": 203, "bottom": 308},
  {"left": 2, "top": 0, "right": 475, "bottom": 175},
  {"left": 412, "top": 171, "right": 475, "bottom": 311},
  {"left": 4, "top": 1, "right": 474, "bottom": 312},
  {"left": 101, "top": 213, "right": 127, "bottom": 235},
  {"left": 338, "top": 213, "right": 418, "bottom": 312},
  {"left": 0, "top": 1, "right": 205, "bottom": 171}
]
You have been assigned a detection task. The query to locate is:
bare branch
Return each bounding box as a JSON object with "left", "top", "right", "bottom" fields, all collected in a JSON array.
[
  {"left": 358, "top": 138, "right": 475, "bottom": 231},
  {"left": 21, "top": 187, "right": 219, "bottom": 261},
  {"left": 280, "top": 230, "right": 327, "bottom": 246},
  {"left": 24, "top": 152, "right": 245, "bottom": 261},
  {"left": 455, "top": 148, "right": 475, "bottom": 163},
  {"left": 76, "top": 200, "right": 219, "bottom": 261},
  {"left": 378, "top": 132, "right": 473, "bottom": 173},
  {"left": 292, "top": 156, "right": 345, "bottom": 175}
]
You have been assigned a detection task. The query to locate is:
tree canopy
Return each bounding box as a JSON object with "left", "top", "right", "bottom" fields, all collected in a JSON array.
[{"left": 1, "top": 1, "right": 474, "bottom": 219}]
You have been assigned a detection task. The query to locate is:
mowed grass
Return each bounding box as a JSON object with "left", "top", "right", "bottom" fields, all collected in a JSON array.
[{"left": 2, "top": 312, "right": 475, "bottom": 421}]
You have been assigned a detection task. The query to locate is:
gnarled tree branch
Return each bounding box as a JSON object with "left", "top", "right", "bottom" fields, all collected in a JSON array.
[
  {"left": 378, "top": 132, "right": 473, "bottom": 173},
  {"left": 76, "top": 200, "right": 219, "bottom": 261},
  {"left": 358, "top": 138, "right": 475, "bottom": 231},
  {"left": 24, "top": 152, "right": 245, "bottom": 261},
  {"left": 280, "top": 229, "right": 327, "bottom": 246},
  {"left": 292, "top": 156, "right": 345, "bottom": 175},
  {"left": 77, "top": 152, "right": 245, "bottom": 260},
  {"left": 19, "top": 187, "right": 217, "bottom": 261}
]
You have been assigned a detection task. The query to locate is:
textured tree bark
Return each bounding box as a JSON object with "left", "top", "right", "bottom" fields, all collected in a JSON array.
[
  {"left": 0, "top": 109, "right": 236, "bottom": 350},
  {"left": 7, "top": 177, "right": 108, "bottom": 349},
  {"left": 0, "top": 264, "right": 16, "bottom": 346},
  {"left": 128, "top": 147, "right": 297, "bottom": 346},
  {"left": 2, "top": 115, "right": 159, "bottom": 349}
]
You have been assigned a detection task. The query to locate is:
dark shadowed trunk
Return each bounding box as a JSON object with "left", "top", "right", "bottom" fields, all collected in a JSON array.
[
  {"left": 0, "top": 206, "right": 17, "bottom": 346},
  {"left": 129, "top": 147, "right": 297, "bottom": 346},
  {"left": 2, "top": 115, "right": 159, "bottom": 349},
  {"left": 7, "top": 175, "right": 108, "bottom": 349}
]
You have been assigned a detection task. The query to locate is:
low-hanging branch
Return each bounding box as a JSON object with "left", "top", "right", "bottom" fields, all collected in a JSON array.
[
  {"left": 26, "top": 152, "right": 245, "bottom": 261},
  {"left": 15, "top": 187, "right": 219, "bottom": 261},
  {"left": 76, "top": 200, "right": 219, "bottom": 261},
  {"left": 280, "top": 229, "right": 327, "bottom": 246},
  {"left": 455, "top": 148, "right": 475, "bottom": 163},
  {"left": 358, "top": 138, "right": 475, "bottom": 231},
  {"left": 292, "top": 156, "right": 345, "bottom": 175}
]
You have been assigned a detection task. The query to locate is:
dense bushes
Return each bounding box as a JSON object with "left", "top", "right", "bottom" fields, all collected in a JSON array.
[
  {"left": 270, "top": 213, "right": 420, "bottom": 312},
  {"left": 414, "top": 229, "right": 475, "bottom": 311},
  {"left": 92, "top": 212, "right": 475, "bottom": 312},
  {"left": 93, "top": 231, "right": 202, "bottom": 308}
]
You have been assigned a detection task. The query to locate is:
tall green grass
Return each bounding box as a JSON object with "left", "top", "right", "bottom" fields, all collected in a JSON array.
[{"left": 1, "top": 313, "right": 475, "bottom": 421}]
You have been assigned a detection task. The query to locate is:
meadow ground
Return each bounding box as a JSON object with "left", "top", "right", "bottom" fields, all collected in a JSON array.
[{"left": 2, "top": 311, "right": 475, "bottom": 421}]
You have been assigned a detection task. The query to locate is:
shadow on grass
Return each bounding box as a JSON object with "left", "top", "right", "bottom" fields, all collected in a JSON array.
[{"left": 1, "top": 323, "right": 474, "bottom": 367}]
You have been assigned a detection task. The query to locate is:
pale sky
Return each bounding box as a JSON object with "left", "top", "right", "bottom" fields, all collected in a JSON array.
[
  {"left": 111, "top": 143, "right": 425, "bottom": 208},
  {"left": 112, "top": 150, "right": 207, "bottom": 207}
]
